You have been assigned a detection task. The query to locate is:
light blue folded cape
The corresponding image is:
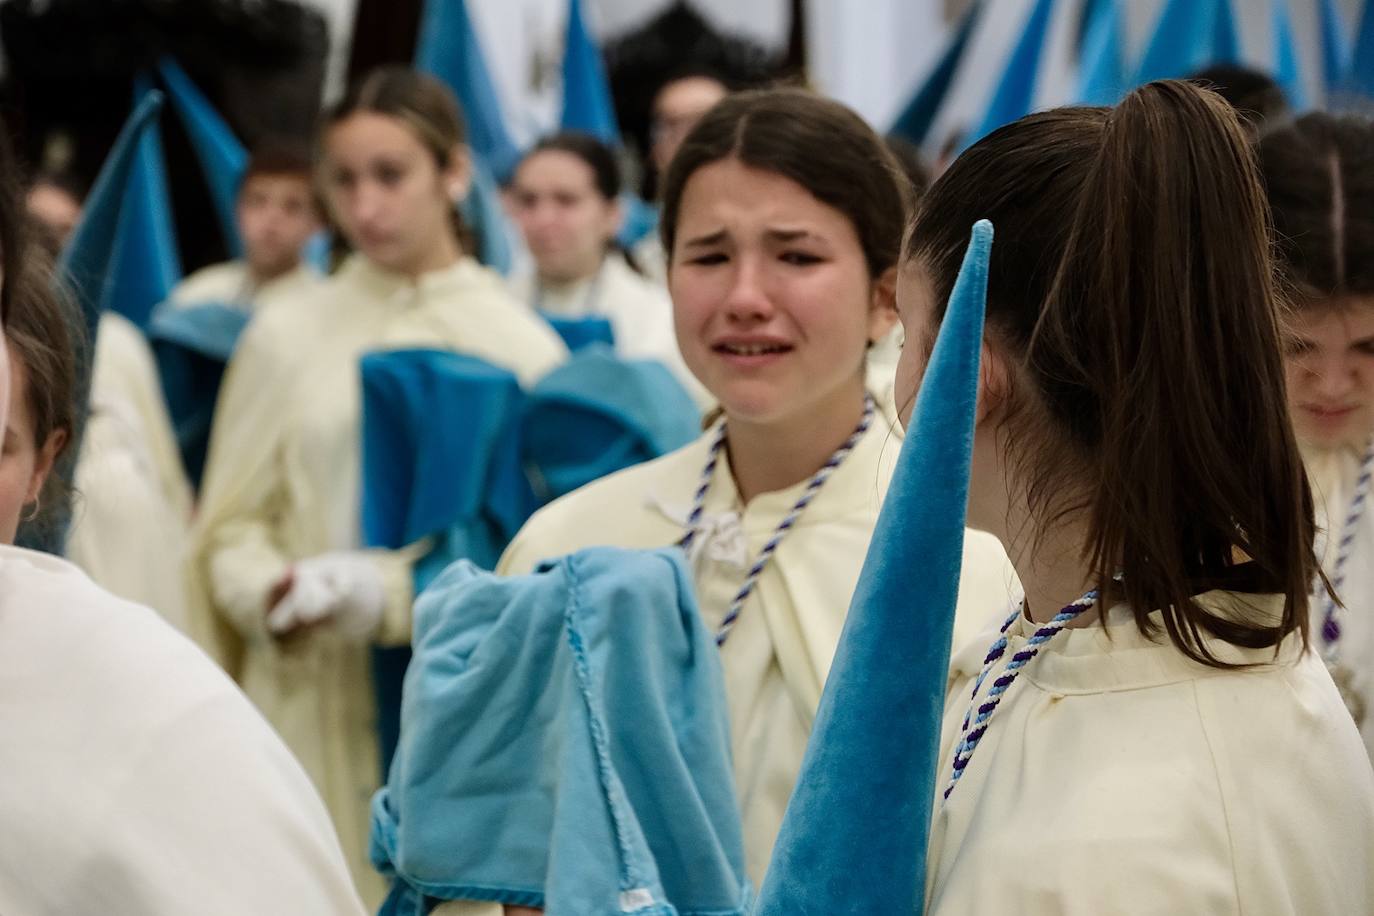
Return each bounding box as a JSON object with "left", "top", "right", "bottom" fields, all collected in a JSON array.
[
  {"left": 540, "top": 313, "right": 616, "bottom": 352},
  {"left": 524, "top": 347, "right": 700, "bottom": 502},
  {"left": 370, "top": 547, "right": 750, "bottom": 916}
]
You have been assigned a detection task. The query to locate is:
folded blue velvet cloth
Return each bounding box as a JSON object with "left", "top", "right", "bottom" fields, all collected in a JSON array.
[
  {"left": 359, "top": 348, "right": 535, "bottom": 586},
  {"left": 371, "top": 547, "right": 750, "bottom": 916},
  {"left": 360, "top": 348, "right": 538, "bottom": 778}
]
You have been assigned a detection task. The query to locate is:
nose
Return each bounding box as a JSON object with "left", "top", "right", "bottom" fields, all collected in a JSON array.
[
  {"left": 1310, "top": 351, "right": 1357, "bottom": 401},
  {"left": 348, "top": 179, "right": 385, "bottom": 228},
  {"left": 722, "top": 254, "right": 775, "bottom": 324},
  {"left": 529, "top": 201, "right": 561, "bottom": 233}
]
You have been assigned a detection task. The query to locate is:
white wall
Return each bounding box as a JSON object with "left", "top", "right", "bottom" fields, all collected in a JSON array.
[{"left": 298, "top": 0, "right": 361, "bottom": 102}]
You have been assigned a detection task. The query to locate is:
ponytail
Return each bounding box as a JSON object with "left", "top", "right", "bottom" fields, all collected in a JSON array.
[{"left": 909, "top": 80, "right": 1316, "bottom": 665}]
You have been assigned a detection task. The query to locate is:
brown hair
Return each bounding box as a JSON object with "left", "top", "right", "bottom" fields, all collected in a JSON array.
[
  {"left": 321, "top": 66, "right": 473, "bottom": 253},
  {"left": 6, "top": 244, "right": 80, "bottom": 541},
  {"left": 325, "top": 66, "right": 468, "bottom": 159},
  {"left": 521, "top": 131, "right": 622, "bottom": 202},
  {"left": 242, "top": 139, "right": 315, "bottom": 187},
  {"left": 1258, "top": 112, "right": 1374, "bottom": 304},
  {"left": 0, "top": 126, "right": 27, "bottom": 324},
  {"left": 908, "top": 80, "right": 1316, "bottom": 666},
  {"left": 1188, "top": 64, "right": 1291, "bottom": 136},
  {"left": 659, "top": 87, "right": 910, "bottom": 279}
]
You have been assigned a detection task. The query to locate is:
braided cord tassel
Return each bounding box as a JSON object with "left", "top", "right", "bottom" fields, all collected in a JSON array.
[
  {"left": 1320, "top": 436, "right": 1374, "bottom": 656},
  {"left": 943, "top": 589, "right": 1099, "bottom": 802},
  {"left": 712, "top": 398, "right": 875, "bottom": 646}
]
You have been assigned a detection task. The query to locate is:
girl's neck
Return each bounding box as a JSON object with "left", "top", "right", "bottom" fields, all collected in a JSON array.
[
  {"left": 539, "top": 255, "right": 605, "bottom": 291},
  {"left": 402, "top": 234, "right": 463, "bottom": 280},
  {"left": 723, "top": 378, "right": 868, "bottom": 505},
  {"left": 993, "top": 491, "right": 1101, "bottom": 628}
]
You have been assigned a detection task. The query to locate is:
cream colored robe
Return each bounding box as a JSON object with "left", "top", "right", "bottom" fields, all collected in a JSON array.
[
  {"left": 190, "top": 255, "right": 567, "bottom": 903},
  {"left": 66, "top": 313, "right": 195, "bottom": 638},
  {"left": 0, "top": 544, "right": 365, "bottom": 915},
  {"left": 499, "top": 407, "right": 1020, "bottom": 886},
  {"left": 927, "top": 595, "right": 1374, "bottom": 914},
  {"left": 1307, "top": 443, "right": 1374, "bottom": 758},
  {"left": 169, "top": 259, "right": 323, "bottom": 313},
  {"left": 509, "top": 255, "right": 708, "bottom": 407}
]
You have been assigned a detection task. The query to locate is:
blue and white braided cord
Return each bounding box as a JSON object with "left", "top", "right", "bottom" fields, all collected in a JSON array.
[
  {"left": 680, "top": 421, "right": 727, "bottom": 554},
  {"left": 1319, "top": 436, "right": 1374, "bottom": 661},
  {"left": 943, "top": 589, "right": 1099, "bottom": 803},
  {"left": 959, "top": 608, "right": 1022, "bottom": 734},
  {"left": 681, "top": 397, "right": 875, "bottom": 647}
]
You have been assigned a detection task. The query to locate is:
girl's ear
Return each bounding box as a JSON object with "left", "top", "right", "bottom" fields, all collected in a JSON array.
[
  {"left": 444, "top": 145, "right": 473, "bottom": 203},
  {"left": 605, "top": 197, "right": 625, "bottom": 241},
  {"left": 26, "top": 428, "right": 66, "bottom": 504},
  {"left": 975, "top": 339, "right": 1011, "bottom": 427},
  {"left": 868, "top": 267, "right": 899, "bottom": 342}
]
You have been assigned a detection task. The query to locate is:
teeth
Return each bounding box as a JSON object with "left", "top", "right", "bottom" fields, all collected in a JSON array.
[{"left": 721, "top": 343, "right": 787, "bottom": 356}]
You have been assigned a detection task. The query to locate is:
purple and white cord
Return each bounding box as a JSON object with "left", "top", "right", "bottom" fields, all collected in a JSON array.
[
  {"left": 943, "top": 588, "right": 1100, "bottom": 803},
  {"left": 680, "top": 396, "right": 875, "bottom": 647},
  {"left": 1318, "top": 436, "right": 1374, "bottom": 663}
]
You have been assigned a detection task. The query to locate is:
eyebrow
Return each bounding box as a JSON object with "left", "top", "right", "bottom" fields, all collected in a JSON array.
[
  {"left": 681, "top": 229, "right": 728, "bottom": 249},
  {"left": 680, "top": 227, "right": 825, "bottom": 248},
  {"left": 766, "top": 228, "right": 818, "bottom": 243}
]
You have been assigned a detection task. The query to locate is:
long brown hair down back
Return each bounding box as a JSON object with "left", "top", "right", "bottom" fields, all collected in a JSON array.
[{"left": 908, "top": 80, "right": 1316, "bottom": 665}]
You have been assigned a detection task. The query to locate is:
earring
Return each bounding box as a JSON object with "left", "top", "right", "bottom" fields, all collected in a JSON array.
[{"left": 22, "top": 496, "right": 41, "bottom": 523}]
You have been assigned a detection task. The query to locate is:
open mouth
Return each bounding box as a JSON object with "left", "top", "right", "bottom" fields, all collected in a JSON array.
[{"left": 713, "top": 342, "right": 793, "bottom": 356}]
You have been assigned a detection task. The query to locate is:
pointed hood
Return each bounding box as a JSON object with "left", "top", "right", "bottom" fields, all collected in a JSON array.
[
  {"left": 1347, "top": 0, "right": 1374, "bottom": 100},
  {"left": 888, "top": 1, "right": 984, "bottom": 146},
  {"left": 156, "top": 56, "right": 248, "bottom": 257},
  {"left": 58, "top": 84, "right": 180, "bottom": 332},
  {"left": 560, "top": 0, "right": 620, "bottom": 143},
  {"left": 415, "top": 0, "right": 521, "bottom": 181},
  {"left": 1135, "top": 0, "right": 1238, "bottom": 85},
  {"left": 1272, "top": 0, "right": 1309, "bottom": 112},
  {"left": 1320, "top": 0, "right": 1351, "bottom": 96},
  {"left": 966, "top": 0, "right": 1058, "bottom": 147},
  {"left": 1077, "top": 0, "right": 1124, "bottom": 105}
]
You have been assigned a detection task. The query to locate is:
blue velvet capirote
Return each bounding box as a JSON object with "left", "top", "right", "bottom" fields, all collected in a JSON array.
[{"left": 754, "top": 220, "right": 993, "bottom": 915}]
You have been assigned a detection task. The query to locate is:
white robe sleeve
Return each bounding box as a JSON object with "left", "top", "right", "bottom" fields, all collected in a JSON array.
[{"left": 192, "top": 308, "right": 300, "bottom": 640}]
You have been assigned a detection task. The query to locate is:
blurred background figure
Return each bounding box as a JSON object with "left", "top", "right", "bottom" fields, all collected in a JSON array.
[
  {"left": 649, "top": 72, "right": 730, "bottom": 185},
  {"left": 1260, "top": 111, "right": 1374, "bottom": 753},
  {"left": 1188, "top": 63, "right": 1293, "bottom": 136},
  {"left": 0, "top": 251, "right": 76, "bottom": 549},
  {"left": 167, "top": 141, "right": 323, "bottom": 313},
  {"left": 190, "top": 66, "right": 566, "bottom": 905},
  {"left": 23, "top": 170, "right": 197, "bottom": 640},
  {"left": 507, "top": 131, "right": 702, "bottom": 400},
  {"left": 24, "top": 172, "right": 84, "bottom": 253}
]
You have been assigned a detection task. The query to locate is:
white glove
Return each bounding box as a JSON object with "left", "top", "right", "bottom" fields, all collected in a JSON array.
[{"left": 266, "top": 551, "right": 387, "bottom": 641}]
